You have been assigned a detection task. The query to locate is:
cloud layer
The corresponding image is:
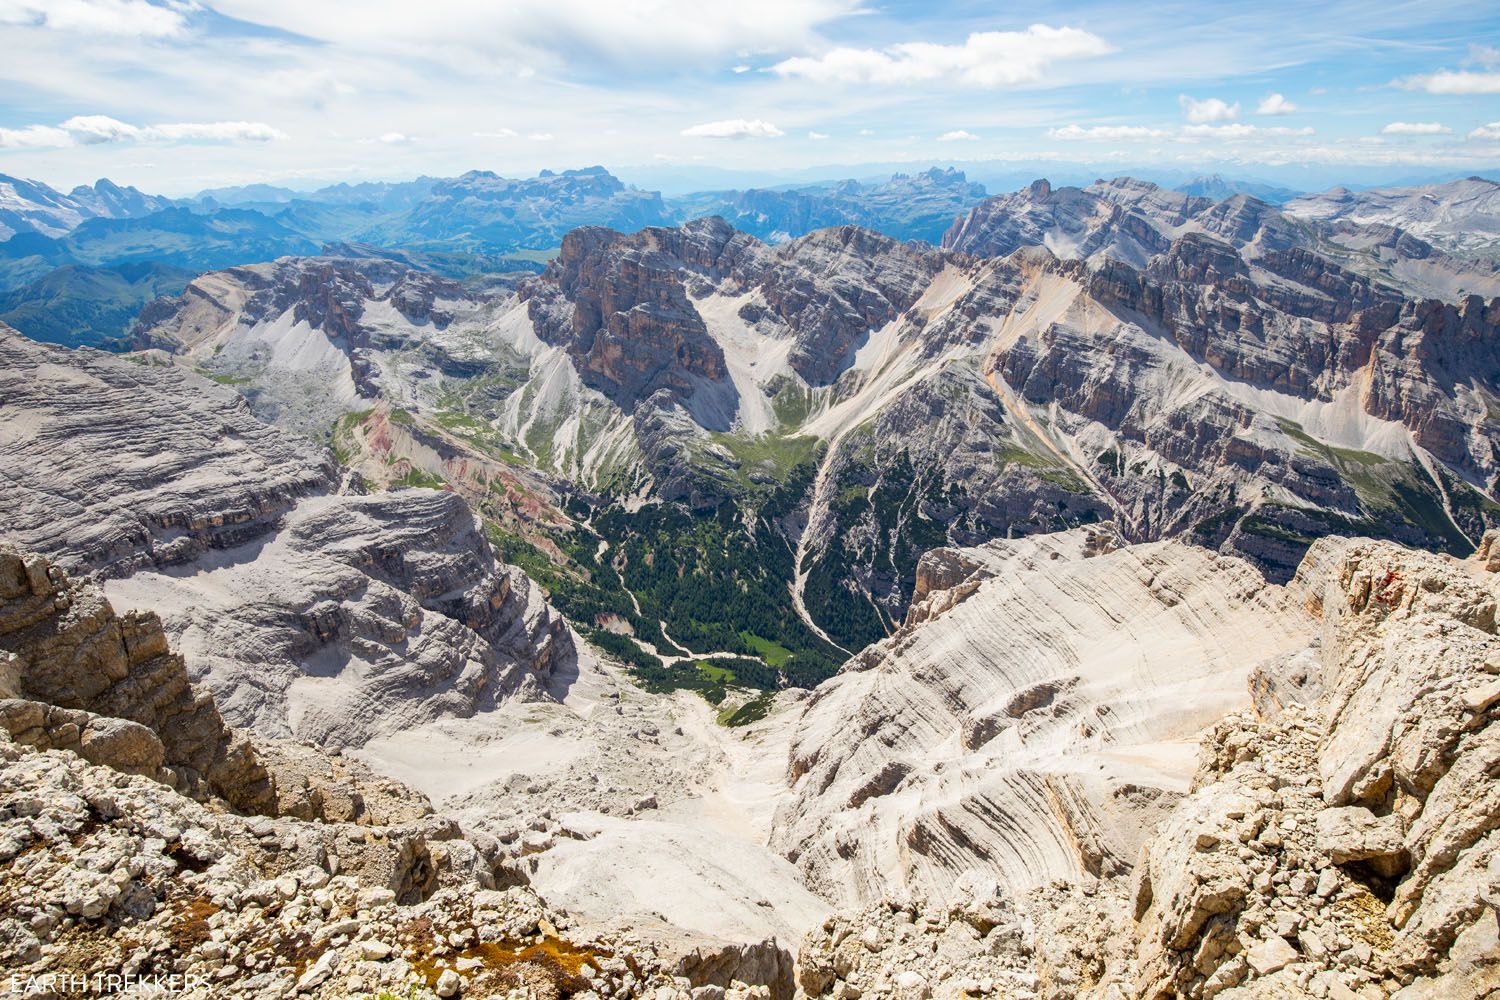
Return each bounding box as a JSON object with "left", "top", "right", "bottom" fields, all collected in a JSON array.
[
  {"left": 681, "top": 119, "right": 784, "bottom": 139},
  {"left": 770, "top": 26, "right": 1112, "bottom": 88},
  {"left": 1381, "top": 121, "right": 1451, "bottom": 135},
  {"left": 0, "top": 0, "right": 187, "bottom": 38},
  {"left": 0, "top": 115, "right": 287, "bottom": 149}
]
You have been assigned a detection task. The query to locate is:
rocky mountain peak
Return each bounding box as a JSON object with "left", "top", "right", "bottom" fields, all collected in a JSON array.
[{"left": 523, "top": 224, "right": 731, "bottom": 409}]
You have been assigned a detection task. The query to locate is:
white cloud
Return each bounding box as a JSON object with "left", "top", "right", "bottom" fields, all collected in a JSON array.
[
  {"left": 1470, "top": 122, "right": 1500, "bottom": 141},
  {"left": 0, "top": 124, "right": 74, "bottom": 148},
  {"left": 681, "top": 118, "right": 783, "bottom": 139},
  {"left": 58, "top": 114, "right": 141, "bottom": 144},
  {"left": 1256, "top": 93, "right": 1296, "bottom": 115},
  {"left": 1181, "top": 123, "right": 1313, "bottom": 139},
  {"left": 807, "top": 130, "right": 828, "bottom": 140},
  {"left": 378, "top": 131, "right": 413, "bottom": 144},
  {"left": 769, "top": 25, "right": 1112, "bottom": 88},
  {"left": 146, "top": 121, "right": 287, "bottom": 142},
  {"left": 1398, "top": 70, "right": 1500, "bottom": 95},
  {"left": 1047, "top": 122, "right": 1314, "bottom": 145},
  {"left": 857, "top": 128, "right": 875, "bottom": 136},
  {"left": 937, "top": 130, "right": 979, "bottom": 142},
  {"left": 1179, "top": 95, "right": 1239, "bottom": 123},
  {"left": 0, "top": 0, "right": 187, "bottom": 37},
  {"left": 472, "top": 128, "right": 519, "bottom": 139},
  {"left": 260, "top": 68, "right": 356, "bottom": 108},
  {"left": 0, "top": 114, "right": 286, "bottom": 148},
  {"left": 1380, "top": 121, "right": 1451, "bottom": 135},
  {"left": 1047, "top": 124, "right": 1171, "bottom": 141},
  {"left": 732, "top": 65, "right": 750, "bottom": 74},
  {"left": 527, "top": 132, "right": 554, "bottom": 141}
]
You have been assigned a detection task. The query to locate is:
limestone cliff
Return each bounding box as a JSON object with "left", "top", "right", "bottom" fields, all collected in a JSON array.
[{"left": 0, "top": 328, "right": 575, "bottom": 748}]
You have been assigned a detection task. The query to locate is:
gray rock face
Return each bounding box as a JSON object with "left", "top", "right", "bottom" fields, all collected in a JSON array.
[
  {"left": 792, "top": 531, "right": 1500, "bottom": 1000},
  {"left": 523, "top": 222, "right": 734, "bottom": 410},
  {"left": 108, "top": 489, "right": 571, "bottom": 746},
  {"left": 1121, "top": 534, "right": 1500, "bottom": 999},
  {"left": 0, "top": 327, "right": 574, "bottom": 748},
  {"left": 751, "top": 224, "right": 949, "bottom": 386},
  {"left": 773, "top": 527, "right": 1316, "bottom": 909},
  {"left": 0, "top": 327, "right": 334, "bottom": 578}
]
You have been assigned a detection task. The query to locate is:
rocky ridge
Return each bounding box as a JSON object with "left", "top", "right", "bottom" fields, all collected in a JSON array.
[
  {"left": 1284, "top": 176, "right": 1500, "bottom": 258},
  {"left": 771, "top": 526, "right": 1317, "bottom": 909},
  {"left": 0, "top": 719, "right": 779, "bottom": 1000},
  {"left": 0, "top": 545, "right": 272, "bottom": 813},
  {"left": 0, "top": 173, "right": 174, "bottom": 242},
  {"left": 942, "top": 177, "right": 1500, "bottom": 302}
]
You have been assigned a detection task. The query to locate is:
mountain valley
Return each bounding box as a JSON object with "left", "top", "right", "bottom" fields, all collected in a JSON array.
[{"left": 3, "top": 163, "right": 1500, "bottom": 1000}]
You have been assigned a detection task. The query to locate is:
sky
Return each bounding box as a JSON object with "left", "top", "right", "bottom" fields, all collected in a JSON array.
[{"left": 0, "top": 0, "right": 1498, "bottom": 195}]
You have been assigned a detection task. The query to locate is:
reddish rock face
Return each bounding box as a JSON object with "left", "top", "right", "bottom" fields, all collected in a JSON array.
[
  {"left": 524, "top": 223, "right": 731, "bottom": 408},
  {"left": 524, "top": 217, "right": 951, "bottom": 399}
]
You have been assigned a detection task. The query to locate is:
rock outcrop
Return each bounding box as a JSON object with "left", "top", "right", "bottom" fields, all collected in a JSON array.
[
  {"left": 1124, "top": 534, "right": 1500, "bottom": 998},
  {"left": 105, "top": 489, "right": 571, "bottom": 746},
  {"left": 0, "top": 544, "right": 274, "bottom": 813},
  {"left": 945, "top": 176, "right": 1500, "bottom": 302},
  {"left": 1284, "top": 176, "right": 1500, "bottom": 258}
]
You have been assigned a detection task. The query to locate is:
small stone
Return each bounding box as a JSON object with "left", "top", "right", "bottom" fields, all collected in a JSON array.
[
  {"left": 894, "top": 971, "right": 929, "bottom": 998},
  {"left": 356, "top": 887, "right": 396, "bottom": 910},
  {"left": 1463, "top": 678, "right": 1500, "bottom": 713},
  {"left": 296, "top": 950, "right": 339, "bottom": 992},
  {"left": 1316, "top": 869, "right": 1339, "bottom": 898},
  {"left": 1246, "top": 936, "right": 1298, "bottom": 976},
  {"left": 436, "top": 969, "right": 462, "bottom": 997},
  {"left": 357, "top": 940, "right": 392, "bottom": 961},
  {"left": 1327, "top": 978, "right": 1362, "bottom": 1000}
]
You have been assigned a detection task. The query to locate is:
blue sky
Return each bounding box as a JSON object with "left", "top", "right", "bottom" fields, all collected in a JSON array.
[{"left": 0, "top": 0, "right": 1497, "bottom": 194}]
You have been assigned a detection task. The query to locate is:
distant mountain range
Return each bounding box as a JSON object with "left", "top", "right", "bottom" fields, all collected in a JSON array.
[
  {"left": 1, "top": 166, "right": 1497, "bottom": 348},
  {"left": 1173, "top": 173, "right": 1301, "bottom": 204},
  {"left": 0, "top": 175, "right": 174, "bottom": 241},
  {"left": 667, "top": 167, "right": 989, "bottom": 243}
]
